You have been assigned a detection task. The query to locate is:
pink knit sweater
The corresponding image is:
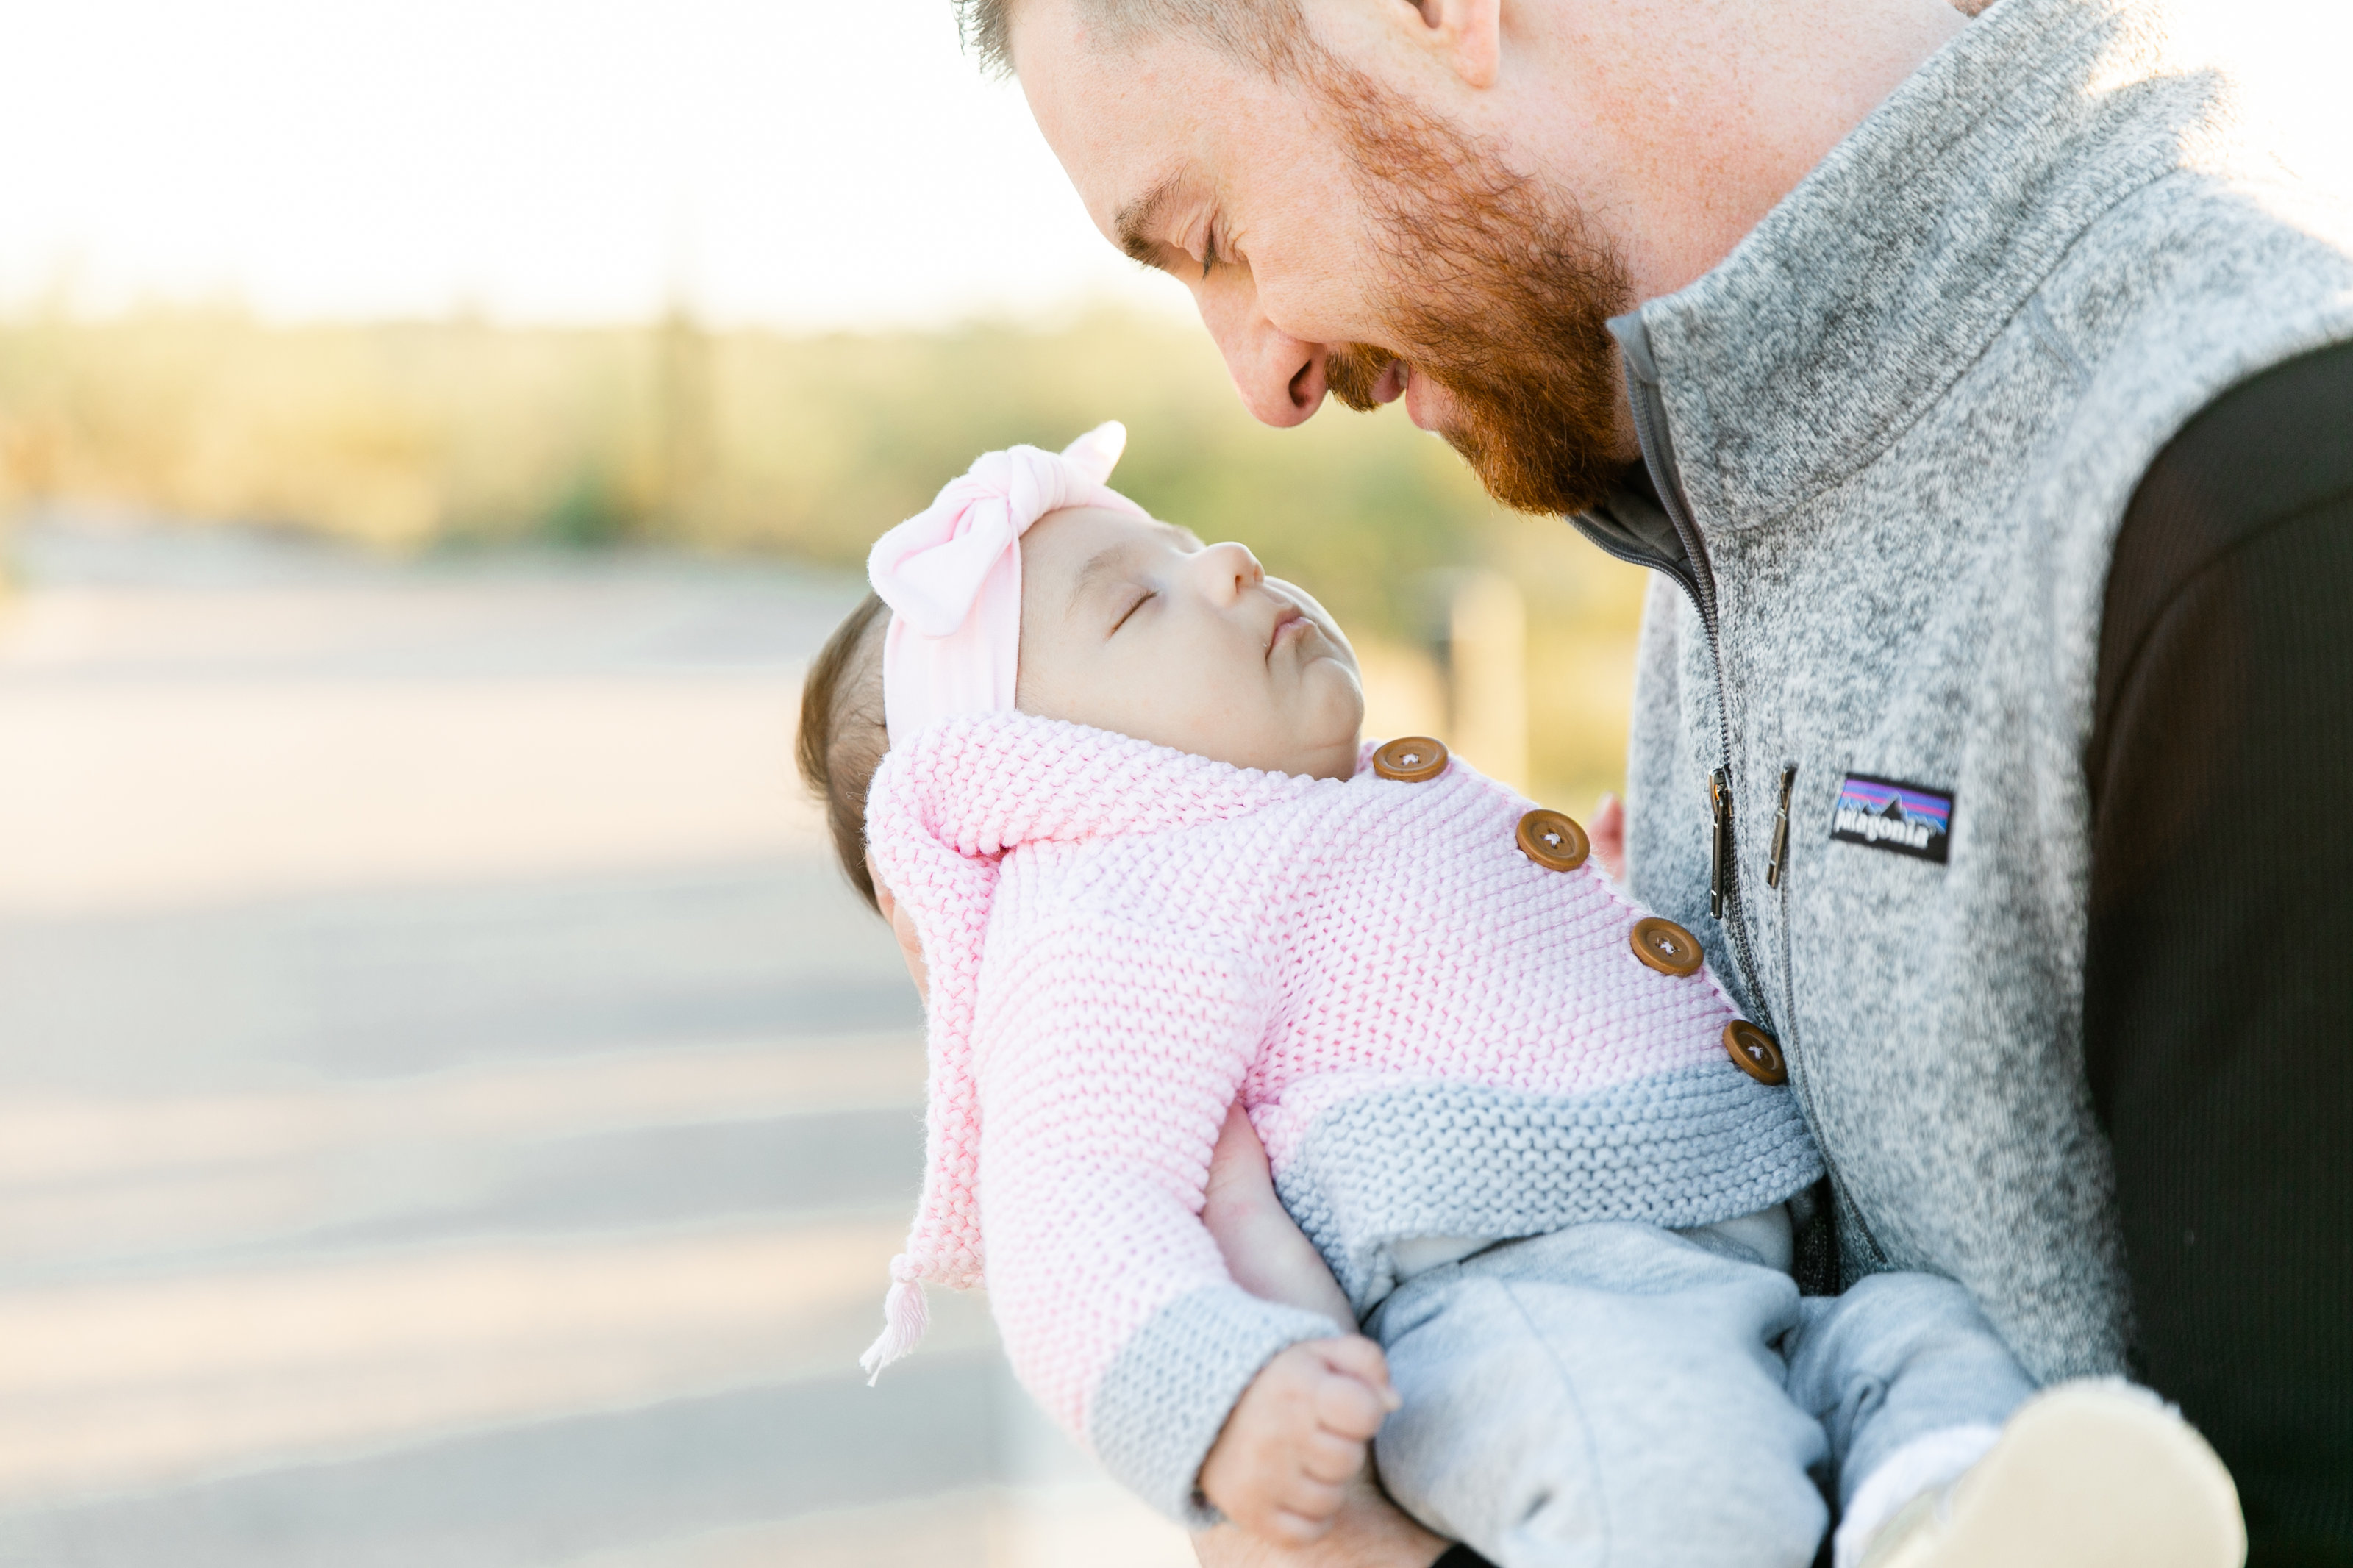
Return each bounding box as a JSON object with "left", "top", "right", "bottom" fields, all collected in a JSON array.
[{"left": 865, "top": 710, "right": 1821, "bottom": 1521}]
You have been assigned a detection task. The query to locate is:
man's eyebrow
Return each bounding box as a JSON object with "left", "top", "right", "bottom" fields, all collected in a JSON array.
[{"left": 1114, "top": 170, "right": 1185, "bottom": 266}]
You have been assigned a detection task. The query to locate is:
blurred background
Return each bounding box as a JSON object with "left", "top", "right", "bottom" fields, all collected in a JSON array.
[{"left": 0, "top": 2, "right": 2345, "bottom": 1564}]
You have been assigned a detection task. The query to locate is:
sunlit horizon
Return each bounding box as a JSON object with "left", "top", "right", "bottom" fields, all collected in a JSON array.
[
  {"left": 1, "top": 0, "right": 2345, "bottom": 332},
  {"left": 0, "top": 0, "right": 1187, "bottom": 331}
]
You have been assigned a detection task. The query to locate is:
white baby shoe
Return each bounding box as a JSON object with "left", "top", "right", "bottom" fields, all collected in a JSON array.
[{"left": 1854, "top": 1380, "right": 2245, "bottom": 1568}]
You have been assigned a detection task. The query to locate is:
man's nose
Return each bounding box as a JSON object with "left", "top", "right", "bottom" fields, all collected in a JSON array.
[
  {"left": 1199, "top": 274, "right": 1332, "bottom": 429},
  {"left": 1191, "top": 541, "right": 1265, "bottom": 604}
]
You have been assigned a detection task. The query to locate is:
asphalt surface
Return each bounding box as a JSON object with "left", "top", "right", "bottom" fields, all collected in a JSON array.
[{"left": 0, "top": 515, "right": 1193, "bottom": 1567}]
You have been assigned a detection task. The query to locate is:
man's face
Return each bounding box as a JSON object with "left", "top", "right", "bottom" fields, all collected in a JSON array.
[{"left": 1015, "top": 0, "right": 1632, "bottom": 515}]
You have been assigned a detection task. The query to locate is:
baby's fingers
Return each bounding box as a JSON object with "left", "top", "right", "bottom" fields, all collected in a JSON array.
[
  {"left": 1307, "top": 1340, "right": 1398, "bottom": 1439},
  {"left": 1296, "top": 1425, "right": 1370, "bottom": 1486},
  {"left": 1315, "top": 1335, "right": 1400, "bottom": 1407},
  {"left": 1311, "top": 1369, "right": 1393, "bottom": 1442}
]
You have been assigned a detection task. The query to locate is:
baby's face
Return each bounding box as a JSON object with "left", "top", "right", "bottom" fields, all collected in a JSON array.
[{"left": 1015, "top": 506, "right": 1364, "bottom": 780}]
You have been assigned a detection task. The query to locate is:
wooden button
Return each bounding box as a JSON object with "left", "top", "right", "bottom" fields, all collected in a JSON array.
[
  {"left": 1629, "top": 917, "right": 1704, "bottom": 977},
  {"left": 1723, "top": 1021, "right": 1788, "bottom": 1086},
  {"left": 1516, "top": 809, "right": 1590, "bottom": 871},
  {"left": 1372, "top": 737, "right": 1449, "bottom": 783}
]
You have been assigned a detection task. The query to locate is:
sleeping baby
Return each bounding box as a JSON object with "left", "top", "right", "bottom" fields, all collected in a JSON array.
[{"left": 793, "top": 424, "right": 2242, "bottom": 1568}]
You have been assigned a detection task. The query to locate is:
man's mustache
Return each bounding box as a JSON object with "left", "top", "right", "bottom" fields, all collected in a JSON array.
[{"left": 1325, "top": 343, "right": 1398, "bottom": 413}]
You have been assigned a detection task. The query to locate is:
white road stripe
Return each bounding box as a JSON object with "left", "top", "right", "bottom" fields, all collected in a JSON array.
[
  {"left": 0, "top": 1217, "right": 990, "bottom": 1500},
  {"left": 0, "top": 1034, "right": 924, "bottom": 1188}
]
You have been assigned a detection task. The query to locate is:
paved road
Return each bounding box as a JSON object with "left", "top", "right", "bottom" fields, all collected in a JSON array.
[{"left": 0, "top": 516, "right": 1193, "bottom": 1567}]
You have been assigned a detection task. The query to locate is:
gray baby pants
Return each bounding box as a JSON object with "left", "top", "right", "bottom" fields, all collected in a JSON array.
[{"left": 1363, "top": 1220, "right": 2035, "bottom": 1568}]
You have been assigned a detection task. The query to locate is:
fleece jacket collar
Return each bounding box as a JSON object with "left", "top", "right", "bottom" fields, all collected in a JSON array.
[{"left": 1626, "top": 0, "right": 2243, "bottom": 535}]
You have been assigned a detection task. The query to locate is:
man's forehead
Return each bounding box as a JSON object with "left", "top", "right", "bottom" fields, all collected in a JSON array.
[{"left": 1010, "top": 0, "right": 1238, "bottom": 236}]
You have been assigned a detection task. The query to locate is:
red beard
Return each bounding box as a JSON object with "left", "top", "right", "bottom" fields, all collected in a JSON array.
[{"left": 1315, "top": 67, "right": 1632, "bottom": 516}]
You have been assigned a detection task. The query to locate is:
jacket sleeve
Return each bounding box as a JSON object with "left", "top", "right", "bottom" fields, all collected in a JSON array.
[
  {"left": 973, "top": 914, "right": 1340, "bottom": 1525},
  {"left": 2085, "top": 340, "right": 2353, "bottom": 1550}
]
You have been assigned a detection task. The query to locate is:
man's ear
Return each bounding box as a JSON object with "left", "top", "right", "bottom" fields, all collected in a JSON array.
[{"left": 1402, "top": 0, "right": 1502, "bottom": 90}]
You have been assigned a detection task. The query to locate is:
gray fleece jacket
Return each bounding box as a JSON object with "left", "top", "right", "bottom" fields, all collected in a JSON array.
[{"left": 1577, "top": 0, "right": 2353, "bottom": 1380}]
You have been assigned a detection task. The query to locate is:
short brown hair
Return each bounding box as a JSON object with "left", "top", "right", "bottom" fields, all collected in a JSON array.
[
  {"left": 796, "top": 592, "right": 892, "bottom": 913},
  {"left": 956, "top": 0, "right": 1310, "bottom": 79}
]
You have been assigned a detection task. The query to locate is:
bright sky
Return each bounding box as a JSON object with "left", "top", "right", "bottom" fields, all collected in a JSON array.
[
  {"left": 0, "top": 0, "right": 1184, "bottom": 328},
  {"left": 0, "top": 0, "right": 2344, "bottom": 330}
]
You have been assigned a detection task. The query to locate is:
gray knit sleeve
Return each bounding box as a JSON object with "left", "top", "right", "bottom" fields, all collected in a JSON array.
[{"left": 1087, "top": 1284, "right": 1345, "bottom": 1527}]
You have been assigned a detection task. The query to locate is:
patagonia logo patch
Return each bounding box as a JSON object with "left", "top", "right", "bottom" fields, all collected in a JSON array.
[{"left": 1831, "top": 773, "right": 1954, "bottom": 864}]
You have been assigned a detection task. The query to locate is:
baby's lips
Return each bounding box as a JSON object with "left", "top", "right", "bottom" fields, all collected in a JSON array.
[{"left": 1265, "top": 602, "right": 1308, "bottom": 657}]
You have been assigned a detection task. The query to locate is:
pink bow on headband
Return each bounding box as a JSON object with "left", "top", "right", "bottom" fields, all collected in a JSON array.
[{"left": 867, "top": 423, "right": 1151, "bottom": 745}]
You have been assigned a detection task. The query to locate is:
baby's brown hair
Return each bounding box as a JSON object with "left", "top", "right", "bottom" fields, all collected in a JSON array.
[{"left": 796, "top": 591, "right": 890, "bottom": 914}]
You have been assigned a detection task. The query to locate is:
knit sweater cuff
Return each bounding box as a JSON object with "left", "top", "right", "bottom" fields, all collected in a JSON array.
[{"left": 1088, "top": 1284, "right": 1344, "bottom": 1527}]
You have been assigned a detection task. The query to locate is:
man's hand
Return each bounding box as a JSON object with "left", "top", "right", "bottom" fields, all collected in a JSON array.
[
  {"left": 1200, "top": 1337, "right": 1401, "bottom": 1545},
  {"left": 1590, "top": 791, "right": 1627, "bottom": 882},
  {"left": 1193, "top": 1464, "right": 1452, "bottom": 1568}
]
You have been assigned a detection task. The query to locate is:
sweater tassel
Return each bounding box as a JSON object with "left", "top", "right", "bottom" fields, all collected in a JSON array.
[{"left": 859, "top": 1263, "right": 929, "bottom": 1384}]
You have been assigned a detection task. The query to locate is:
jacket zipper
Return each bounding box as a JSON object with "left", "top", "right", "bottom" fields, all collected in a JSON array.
[
  {"left": 1768, "top": 760, "right": 1879, "bottom": 1286},
  {"left": 1617, "top": 357, "right": 1774, "bottom": 1027},
  {"left": 1766, "top": 762, "right": 1796, "bottom": 889},
  {"left": 1775, "top": 823, "right": 1890, "bottom": 1285},
  {"left": 1583, "top": 325, "right": 1881, "bottom": 1276}
]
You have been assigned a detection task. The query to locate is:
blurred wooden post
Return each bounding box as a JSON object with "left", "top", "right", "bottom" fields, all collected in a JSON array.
[
  {"left": 1446, "top": 570, "right": 1529, "bottom": 792},
  {"left": 655, "top": 300, "right": 712, "bottom": 537},
  {"left": 0, "top": 417, "right": 31, "bottom": 596}
]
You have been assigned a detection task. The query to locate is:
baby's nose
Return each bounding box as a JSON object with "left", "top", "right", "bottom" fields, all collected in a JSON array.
[{"left": 1193, "top": 542, "right": 1265, "bottom": 601}]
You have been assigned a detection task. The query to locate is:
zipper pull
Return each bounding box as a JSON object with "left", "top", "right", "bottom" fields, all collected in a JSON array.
[
  {"left": 1708, "top": 768, "right": 1731, "bottom": 919},
  {"left": 1766, "top": 764, "right": 1797, "bottom": 889}
]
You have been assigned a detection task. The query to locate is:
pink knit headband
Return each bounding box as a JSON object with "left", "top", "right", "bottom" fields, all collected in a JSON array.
[{"left": 866, "top": 423, "right": 1151, "bottom": 746}]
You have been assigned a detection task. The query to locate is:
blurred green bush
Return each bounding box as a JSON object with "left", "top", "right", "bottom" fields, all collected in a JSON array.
[{"left": 0, "top": 303, "right": 1649, "bottom": 803}]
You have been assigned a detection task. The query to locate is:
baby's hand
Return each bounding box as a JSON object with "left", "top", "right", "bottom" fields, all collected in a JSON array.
[{"left": 1199, "top": 1336, "right": 1401, "bottom": 1545}]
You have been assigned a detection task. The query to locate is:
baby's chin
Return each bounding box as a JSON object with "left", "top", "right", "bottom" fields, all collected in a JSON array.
[{"left": 1277, "top": 668, "right": 1366, "bottom": 780}]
